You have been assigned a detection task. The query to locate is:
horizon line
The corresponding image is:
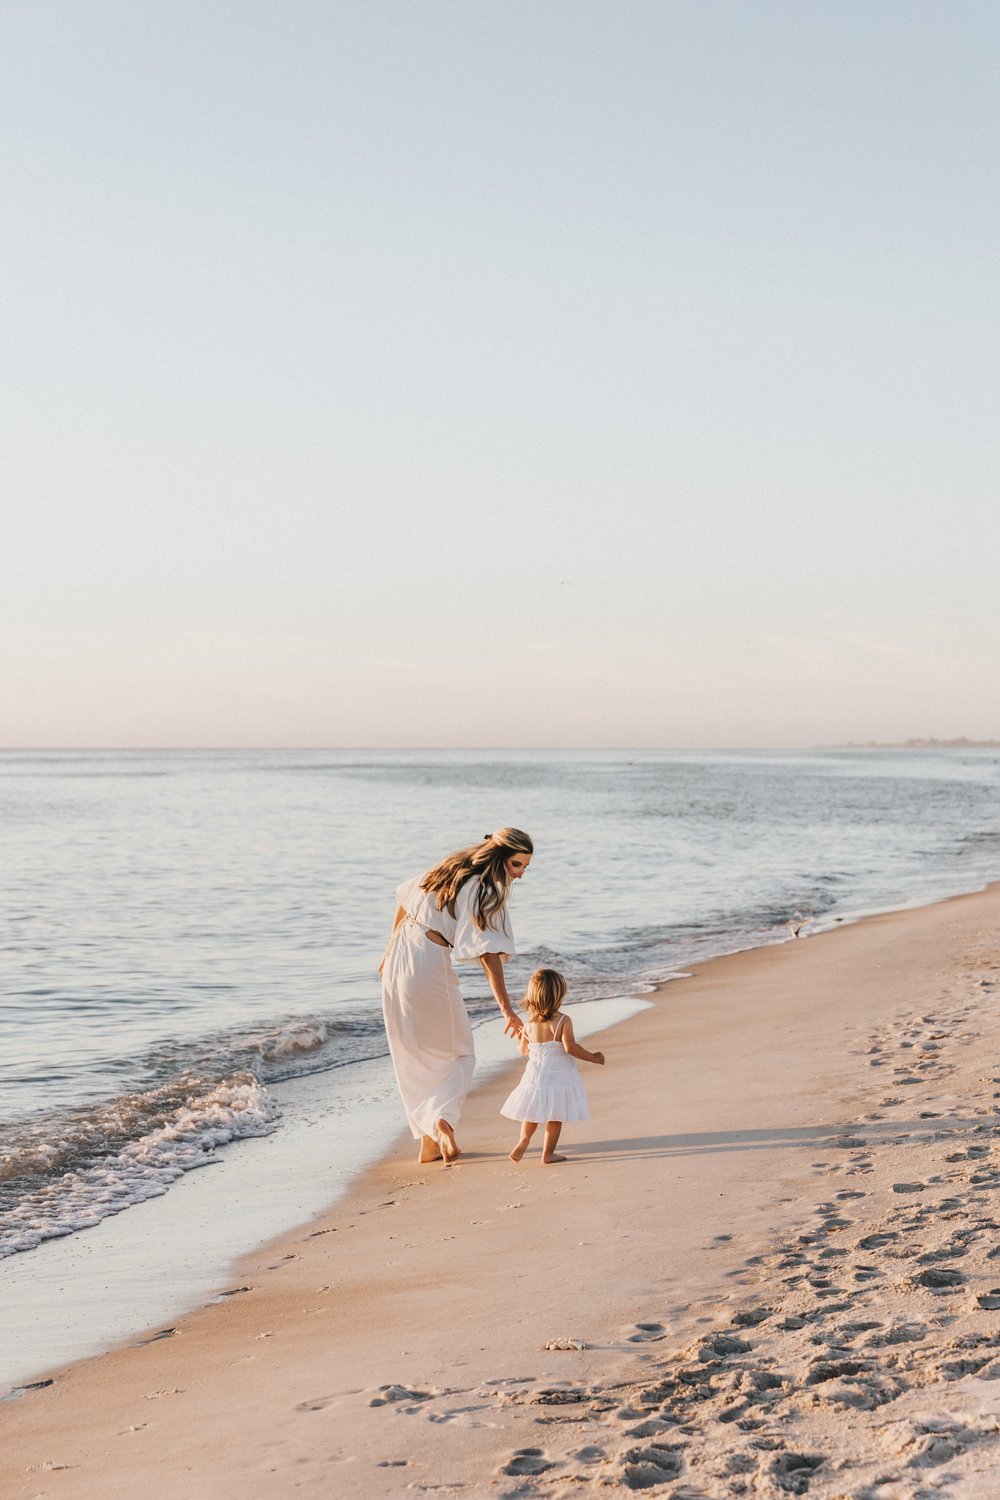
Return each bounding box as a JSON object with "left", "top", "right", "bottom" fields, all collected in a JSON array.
[{"left": 2, "top": 743, "right": 997, "bottom": 755}]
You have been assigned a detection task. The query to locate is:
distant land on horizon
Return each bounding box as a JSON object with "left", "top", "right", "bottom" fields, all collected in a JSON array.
[{"left": 831, "top": 738, "right": 1000, "bottom": 750}]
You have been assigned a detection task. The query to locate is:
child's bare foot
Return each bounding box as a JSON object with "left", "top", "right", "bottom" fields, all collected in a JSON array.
[
  {"left": 436, "top": 1118, "right": 460, "bottom": 1162},
  {"left": 510, "top": 1138, "right": 530, "bottom": 1162},
  {"left": 418, "top": 1135, "right": 442, "bottom": 1163},
  {"left": 542, "top": 1153, "right": 567, "bottom": 1164}
]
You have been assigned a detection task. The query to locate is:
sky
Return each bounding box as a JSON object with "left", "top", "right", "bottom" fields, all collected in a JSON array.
[{"left": 3, "top": 1, "right": 999, "bottom": 749}]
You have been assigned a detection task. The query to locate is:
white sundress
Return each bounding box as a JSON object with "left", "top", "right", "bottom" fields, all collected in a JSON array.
[
  {"left": 501, "top": 1013, "right": 589, "bottom": 1125},
  {"left": 381, "top": 871, "right": 514, "bottom": 1141}
]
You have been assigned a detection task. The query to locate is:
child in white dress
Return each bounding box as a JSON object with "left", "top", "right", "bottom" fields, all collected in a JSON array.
[{"left": 501, "top": 968, "right": 605, "bottom": 1164}]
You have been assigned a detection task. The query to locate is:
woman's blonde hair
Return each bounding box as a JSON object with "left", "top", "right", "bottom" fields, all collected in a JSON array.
[
  {"left": 523, "top": 967, "right": 567, "bottom": 1022},
  {"left": 421, "top": 827, "right": 533, "bottom": 931}
]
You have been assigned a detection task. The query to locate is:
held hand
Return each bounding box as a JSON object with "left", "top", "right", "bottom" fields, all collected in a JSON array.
[
  {"left": 503, "top": 1010, "right": 523, "bottom": 1039},
  {"left": 592, "top": 1051, "right": 605, "bottom": 1066}
]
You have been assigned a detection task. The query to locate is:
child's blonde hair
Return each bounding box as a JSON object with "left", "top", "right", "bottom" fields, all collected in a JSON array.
[{"left": 523, "top": 967, "right": 567, "bottom": 1022}]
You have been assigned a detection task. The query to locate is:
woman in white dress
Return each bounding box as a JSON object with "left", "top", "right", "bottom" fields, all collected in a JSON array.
[{"left": 379, "top": 828, "right": 532, "bottom": 1163}]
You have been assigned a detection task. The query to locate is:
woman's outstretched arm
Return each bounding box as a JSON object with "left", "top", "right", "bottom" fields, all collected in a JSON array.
[{"left": 479, "top": 953, "right": 523, "bottom": 1037}]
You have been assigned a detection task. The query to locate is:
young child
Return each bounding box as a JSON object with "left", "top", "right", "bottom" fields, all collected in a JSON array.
[{"left": 501, "top": 967, "right": 605, "bottom": 1164}]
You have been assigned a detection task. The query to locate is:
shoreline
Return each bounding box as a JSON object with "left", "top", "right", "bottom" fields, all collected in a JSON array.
[
  {"left": 5, "top": 882, "right": 1000, "bottom": 1495},
  {"left": 0, "top": 994, "right": 651, "bottom": 1395},
  {"left": 4, "top": 870, "right": 993, "bottom": 1396}
]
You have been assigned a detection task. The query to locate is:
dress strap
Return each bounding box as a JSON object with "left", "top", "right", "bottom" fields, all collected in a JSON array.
[{"left": 552, "top": 1013, "right": 565, "bottom": 1043}]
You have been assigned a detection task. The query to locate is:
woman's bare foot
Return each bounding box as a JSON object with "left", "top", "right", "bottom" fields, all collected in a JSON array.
[
  {"left": 418, "top": 1135, "right": 443, "bottom": 1164},
  {"left": 542, "top": 1153, "right": 567, "bottom": 1164},
  {"left": 436, "top": 1118, "right": 460, "bottom": 1162},
  {"left": 510, "top": 1138, "right": 530, "bottom": 1162}
]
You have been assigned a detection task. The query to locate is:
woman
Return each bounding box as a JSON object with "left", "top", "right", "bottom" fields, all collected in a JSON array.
[{"left": 379, "top": 828, "right": 533, "bottom": 1163}]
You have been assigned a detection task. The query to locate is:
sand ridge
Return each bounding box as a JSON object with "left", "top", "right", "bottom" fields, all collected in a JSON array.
[{"left": 3, "top": 889, "right": 1000, "bottom": 1497}]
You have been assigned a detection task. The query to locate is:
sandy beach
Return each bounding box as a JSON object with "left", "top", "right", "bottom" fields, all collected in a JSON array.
[{"left": 5, "top": 885, "right": 1000, "bottom": 1498}]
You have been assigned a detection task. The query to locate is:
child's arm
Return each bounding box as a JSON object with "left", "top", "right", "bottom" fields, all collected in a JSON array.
[
  {"left": 515, "top": 1027, "right": 530, "bottom": 1056},
  {"left": 558, "top": 1014, "right": 605, "bottom": 1065}
]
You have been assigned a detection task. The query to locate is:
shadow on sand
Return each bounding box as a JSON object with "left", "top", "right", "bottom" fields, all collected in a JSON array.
[{"left": 566, "top": 1113, "right": 984, "bottom": 1162}]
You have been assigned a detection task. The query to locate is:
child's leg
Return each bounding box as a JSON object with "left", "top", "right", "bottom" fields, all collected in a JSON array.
[
  {"left": 542, "top": 1120, "right": 566, "bottom": 1164},
  {"left": 510, "top": 1120, "right": 538, "bottom": 1162}
]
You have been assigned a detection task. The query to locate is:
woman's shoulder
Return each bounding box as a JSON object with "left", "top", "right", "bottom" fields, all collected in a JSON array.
[
  {"left": 453, "top": 870, "right": 482, "bottom": 903},
  {"left": 396, "top": 871, "right": 430, "bottom": 905}
]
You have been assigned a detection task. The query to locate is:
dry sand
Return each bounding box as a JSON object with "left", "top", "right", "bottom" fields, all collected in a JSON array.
[{"left": 5, "top": 886, "right": 1000, "bottom": 1498}]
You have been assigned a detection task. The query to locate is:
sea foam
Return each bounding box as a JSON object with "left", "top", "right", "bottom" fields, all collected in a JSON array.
[{"left": 0, "top": 1072, "right": 279, "bottom": 1259}]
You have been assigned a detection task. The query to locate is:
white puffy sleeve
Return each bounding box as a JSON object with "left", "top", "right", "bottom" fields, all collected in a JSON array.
[
  {"left": 395, "top": 874, "right": 425, "bottom": 916},
  {"left": 450, "top": 875, "right": 515, "bottom": 964}
]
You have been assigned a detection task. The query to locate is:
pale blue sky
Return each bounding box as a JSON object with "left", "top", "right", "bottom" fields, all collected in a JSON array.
[{"left": 4, "top": 1, "right": 999, "bottom": 747}]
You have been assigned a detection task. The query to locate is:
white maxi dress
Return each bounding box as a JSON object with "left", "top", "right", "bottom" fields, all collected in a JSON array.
[{"left": 381, "top": 873, "right": 515, "bottom": 1140}]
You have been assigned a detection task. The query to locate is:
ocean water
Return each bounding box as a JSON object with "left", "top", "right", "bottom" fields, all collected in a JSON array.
[{"left": 2, "top": 747, "right": 999, "bottom": 1267}]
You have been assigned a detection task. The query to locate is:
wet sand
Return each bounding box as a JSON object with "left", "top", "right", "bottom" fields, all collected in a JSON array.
[{"left": 4, "top": 885, "right": 1000, "bottom": 1497}]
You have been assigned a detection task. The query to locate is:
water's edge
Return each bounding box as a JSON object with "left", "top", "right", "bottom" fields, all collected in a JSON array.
[
  {"left": 0, "top": 993, "right": 652, "bottom": 1394},
  {"left": 6, "top": 871, "right": 1000, "bottom": 1396}
]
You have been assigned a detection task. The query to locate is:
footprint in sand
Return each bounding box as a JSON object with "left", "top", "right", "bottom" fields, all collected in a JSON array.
[
  {"left": 628, "top": 1322, "right": 666, "bottom": 1342},
  {"left": 694, "top": 1333, "right": 752, "bottom": 1360},
  {"left": 615, "top": 1442, "right": 684, "bottom": 1488},
  {"left": 497, "top": 1447, "right": 555, "bottom": 1476},
  {"left": 767, "top": 1450, "right": 825, "bottom": 1488},
  {"left": 938, "top": 1353, "right": 994, "bottom": 1377},
  {"left": 612, "top": 1404, "right": 650, "bottom": 1423},
  {"left": 295, "top": 1395, "right": 336, "bottom": 1411},
  {"left": 880, "top": 1415, "right": 985, "bottom": 1468},
  {"left": 731, "top": 1306, "right": 774, "bottom": 1328},
  {"left": 568, "top": 1443, "right": 606, "bottom": 1463},
  {"left": 858, "top": 1231, "right": 898, "bottom": 1250},
  {"left": 805, "top": 1356, "right": 870, "bottom": 1386},
  {"left": 831, "top": 1319, "right": 883, "bottom": 1340},
  {"left": 864, "top": 1321, "right": 927, "bottom": 1348},
  {"left": 368, "top": 1384, "right": 443, "bottom": 1407},
  {"left": 528, "top": 1387, "right": 588, "bottom": 1407},
  {"left": 625, "top": 1418, "right": 673, "bottom": 1438},
  {"left": 914, "top": 1266, "right": 965, "bottom": 1290},
  {"left": 917, "top": 1242, "right": 970, "bottom": 1264},
  {"left": 426, "top": 1402, "right": 495, "bottom": 1425}
]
